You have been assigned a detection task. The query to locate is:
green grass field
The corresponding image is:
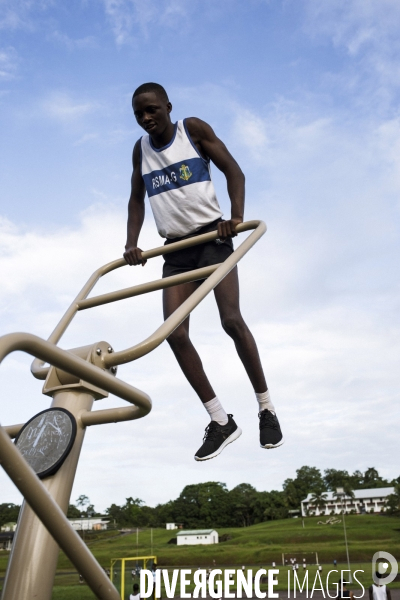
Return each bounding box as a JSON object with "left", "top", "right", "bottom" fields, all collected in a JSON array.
[{"left": 1, "top": 514, "right": 399, "bottom": 598}]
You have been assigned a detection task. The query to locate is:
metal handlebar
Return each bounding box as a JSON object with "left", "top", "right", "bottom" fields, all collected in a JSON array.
[{"left": 31, "top": 220, "right": 266, "bottom": 376}]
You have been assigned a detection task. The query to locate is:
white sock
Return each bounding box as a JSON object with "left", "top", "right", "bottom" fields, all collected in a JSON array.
[
  {"left": 203, "top": 396, "right": 228, "bottom": 426},
  {"left": 256, "top": 390, "right": 275, "bottom": 414}
]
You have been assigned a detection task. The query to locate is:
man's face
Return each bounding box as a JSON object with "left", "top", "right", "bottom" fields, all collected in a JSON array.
[{"left": 132, "top": 92, "right": 172, "bottom": 136}]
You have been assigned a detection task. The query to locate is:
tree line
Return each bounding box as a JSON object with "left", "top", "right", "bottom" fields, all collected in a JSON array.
[{"left": 1, "top": 465, "right": 399, "bottom": 530}]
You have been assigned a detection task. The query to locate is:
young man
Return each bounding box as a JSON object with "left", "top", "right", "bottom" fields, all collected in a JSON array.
[
  {"left": 124, "top": 82, "right": 283, "bottom": 461},
  {"left": 369, "top": 574, "right": 392, "bottom": 600},
  {"left": 336, "top": 580, "right": 354, "bottom": 600},
  {"left": 130, "top": 583, "right": 140, "bottom": 600}
]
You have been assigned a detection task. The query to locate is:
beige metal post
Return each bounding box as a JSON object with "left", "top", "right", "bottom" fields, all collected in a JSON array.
[
  {"left": 1, "top": 389, "right": 97, "bottom": 600},
  {"left": 0, "top": 415, "right": 121, "bottom": 600},
  {"left": 0, "top": 335, "right": 151, "bottom": 600}
]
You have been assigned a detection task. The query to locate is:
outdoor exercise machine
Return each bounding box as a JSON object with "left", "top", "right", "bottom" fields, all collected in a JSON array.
[{"left": 0, "top": 220, "right": 266, "bottom": 600}]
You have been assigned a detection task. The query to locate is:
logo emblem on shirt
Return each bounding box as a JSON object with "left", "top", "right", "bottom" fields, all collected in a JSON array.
[{"left": 179, "top": 164, "right": 192, "bottom": 181}]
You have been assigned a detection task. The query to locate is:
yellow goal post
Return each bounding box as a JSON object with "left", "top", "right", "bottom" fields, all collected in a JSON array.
[{"left": 111, "top": 555, "right": 157, "bottom": 600}]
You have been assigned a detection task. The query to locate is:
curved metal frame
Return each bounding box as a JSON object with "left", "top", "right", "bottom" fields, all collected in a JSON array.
[
  {"left": 0, "top": 220, "right": 266, "bottom": 600},
  {"left": 31, "top": 220, "right": 265, "bottom": 376}
]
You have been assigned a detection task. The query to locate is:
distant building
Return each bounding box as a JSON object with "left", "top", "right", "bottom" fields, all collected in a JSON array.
[
  {"left": 0, "top": 523, "right": 17, "bottom": 551},
  {"left": 68, "top": 517, "right": 109, "bottom": 531},
  {"left": 301, "top": 487, "right": 395, "bottom": 517},
  {"left": 176, "top": 529, "right": 218, "bottom": 546},
  {"left": 166, "top": 523, "right": 182, "bottom": 530},
  {"left": 0, "top": 522, "right": 17, "bottom": 532},
  {"left": 0, "top": 532, "right": 14, "bottom": 551},
  {"left": 0, "top": 517, "right": 109, "bottom": 551}
]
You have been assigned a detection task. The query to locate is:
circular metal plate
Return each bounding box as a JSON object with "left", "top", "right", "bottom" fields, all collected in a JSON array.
[{"left": 15, "top": 408, "right": 77, "bottom": 479}]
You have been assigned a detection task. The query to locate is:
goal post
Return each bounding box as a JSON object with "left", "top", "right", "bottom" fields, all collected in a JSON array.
[
  {"left": 282, "top": 552, "right": 318, "bottom": 566},
  {"left": 111, "top": 555, "right": 157, "bottom": 600}
]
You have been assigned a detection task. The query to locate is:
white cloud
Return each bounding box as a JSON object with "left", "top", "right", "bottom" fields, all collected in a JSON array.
[
  {"left": 42, "top": 91, "right": 100, "bottom": 121},
  {"left": 228, "top": 93, "right": 400, "bottom": 229},
  {"left": 101, "top": 0, "right": 188, "bottom": 44},
  {"left": 304, "top": 0, "right": 400, "bottom": 55},
  {"left": 232, "top": 107, "right": 269, "bottom": 155},
  {"left": 0, "top": 0, "right": 52, "bottom": 31},
  {"left": 303, "top": 0, "right": 400, "bottom": 95},
  {"left": 73, "top": 132, "right": 99, "bottom": 146},
  {"left": 0, "top": 46, "right": 18, "bottom": 80},
  {"left": 0, "top": 183, "right": 399, "bottom": 509},
  {"left": 49, "top": 31, "right": 97, "bottom": 50},
  {"left": 73, "top": 127, "right": 134, "bottom": 146}
]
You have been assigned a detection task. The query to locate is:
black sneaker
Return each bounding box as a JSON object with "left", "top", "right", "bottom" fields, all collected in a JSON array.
[
  {"left": 259, "top": 409, "right": 284, "bottom": 449},
  {"left": 194, "top": 414, "right": 242, "bottom": 461}
]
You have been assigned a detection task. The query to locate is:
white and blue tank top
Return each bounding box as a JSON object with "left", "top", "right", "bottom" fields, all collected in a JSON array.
[{"left": 140, "top": 119, "right": 223, "bottom": 238}]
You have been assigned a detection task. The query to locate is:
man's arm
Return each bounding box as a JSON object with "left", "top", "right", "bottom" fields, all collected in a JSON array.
[
  {"left": 185, "top": 117, "right": 245, "bottom": 240},
  {"left": 123, "top": 140, "right": 147, "bottom": 266}
]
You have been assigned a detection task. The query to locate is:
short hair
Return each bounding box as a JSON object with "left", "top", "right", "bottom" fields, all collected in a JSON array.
[
  {"left": 133, "top": 583, "right": 139, "bottom": 591},
  {"left": 132, "top": 83, "right": 169, "bottom": 103}
]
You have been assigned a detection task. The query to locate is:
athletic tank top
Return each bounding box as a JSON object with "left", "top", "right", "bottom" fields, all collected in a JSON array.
[
  {"left": 372, "top": 585, "right": 387, "bottom": 600},
  {"left": 140, "top": 119, "right": 223, "bottom": 238}
]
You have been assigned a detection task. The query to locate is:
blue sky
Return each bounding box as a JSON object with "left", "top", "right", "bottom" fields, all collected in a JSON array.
[{"left": 1, "top": 0, "right": 399, "bottom": 511}]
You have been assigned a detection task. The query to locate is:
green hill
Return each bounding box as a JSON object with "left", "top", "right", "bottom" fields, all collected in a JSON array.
[
  {"left": 65, "top": 514, "right": 399, "bottom": 567},
  {"left": 1, "top": 514, "right": 399, "bottom": 598}
]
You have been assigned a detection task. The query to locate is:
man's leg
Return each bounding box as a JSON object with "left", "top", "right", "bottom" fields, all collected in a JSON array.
[
  {"left": 163, "top": 281, "right": 242, "bottom": 460},
  {"left": 163, "top": 281, "right": 215, "bottom": 403},
  {"left": 213, "top": 267, "right": 284, "bottom": 449},
  {"left": 213, "top": 267, "right": 267, "bottom": 392}
]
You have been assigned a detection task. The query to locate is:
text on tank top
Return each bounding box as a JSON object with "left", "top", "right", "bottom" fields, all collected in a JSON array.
[{"left": 140, "top": 119, "right": 223, "bottom": 238}]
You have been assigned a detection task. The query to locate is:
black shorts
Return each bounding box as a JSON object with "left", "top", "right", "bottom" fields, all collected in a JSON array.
[{"left": 162, "top": 218, "right": 234, "bottom": 278}]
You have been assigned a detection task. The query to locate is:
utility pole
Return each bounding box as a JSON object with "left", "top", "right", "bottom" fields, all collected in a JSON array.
[{"left": 336, "top": 487, "right": 352, "bottom": 583}]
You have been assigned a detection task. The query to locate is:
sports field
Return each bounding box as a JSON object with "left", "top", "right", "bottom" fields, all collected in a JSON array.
[
  {"left": 0, "top": 514, "right": 399, "bottom": 598},
  {"left": 55, "top": 514, "right": 400, "bottom": 568}
]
